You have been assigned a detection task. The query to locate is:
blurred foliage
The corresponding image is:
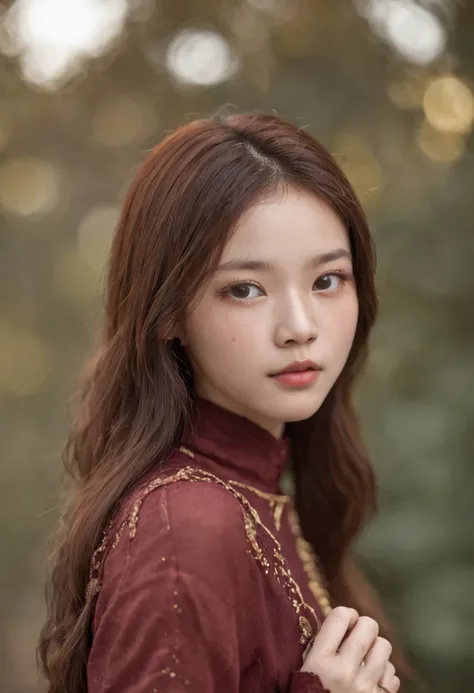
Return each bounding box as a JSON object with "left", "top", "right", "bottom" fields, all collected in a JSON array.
[{"left": 0, "top": 0, "right": 473, "bottom": 691}]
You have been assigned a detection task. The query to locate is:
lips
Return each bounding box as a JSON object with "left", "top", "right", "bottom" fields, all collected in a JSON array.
[{"left": 270, "top": 360, "right": 321, "bottom": 376}]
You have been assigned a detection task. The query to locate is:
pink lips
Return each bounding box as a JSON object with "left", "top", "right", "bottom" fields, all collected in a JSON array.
[
  {"left": 269, "top": 360, "right": 321, "bottom": 388},
  {"left": 271, "top": 370, "right": 320, "bottom": 387}
]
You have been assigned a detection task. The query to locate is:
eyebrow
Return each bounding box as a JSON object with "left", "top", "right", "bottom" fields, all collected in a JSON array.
[{"left": 216, "top": 248, "right": 352, "bottom": 273}]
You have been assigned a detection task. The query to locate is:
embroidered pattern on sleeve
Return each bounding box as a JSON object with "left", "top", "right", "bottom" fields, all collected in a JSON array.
[{"left": 86, "top": 465, "right": 321, "bottom": 646}]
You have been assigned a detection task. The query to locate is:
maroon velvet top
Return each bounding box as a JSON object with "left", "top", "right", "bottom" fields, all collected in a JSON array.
[{"left": 87, "top": 397, "right": 331, "bottom": 692}]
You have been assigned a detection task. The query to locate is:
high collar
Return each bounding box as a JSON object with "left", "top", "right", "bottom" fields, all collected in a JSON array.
[{"left": 180, "top": 396, "right": 290, "bottom": 493}]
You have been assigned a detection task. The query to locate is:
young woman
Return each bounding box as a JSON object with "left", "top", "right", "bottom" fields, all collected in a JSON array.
[{"left": 38, "top": 113, "right": 413, "bottom": 693}]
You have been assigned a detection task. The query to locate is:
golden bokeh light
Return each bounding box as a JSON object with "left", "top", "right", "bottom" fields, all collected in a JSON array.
[
  {"left": 77, "top": 205, "right": 119, "bottom": 274},
  {"left": 0, "top": 157, "right": 61, "bottom": 218},
  {"left": 92, "top": 94, "right": 157, "bottom": 147},
  {"left": 332, "top": 132, "right": 383, "bottom": 208},
  {"left": 417, "top": 119, "right": 465, "bottom": 163},
  {"left": 388, "top": 73, "right": 428, "bottom": 110},
  {"left": 0, "top": 323, "right": 50, "bottom": 396},
  {"left": 423, "top": 75, "right": 474, "bottom": 134}
]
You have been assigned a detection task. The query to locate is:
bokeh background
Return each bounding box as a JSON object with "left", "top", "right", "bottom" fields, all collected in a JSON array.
[{"left": 1, "top": 0, "right": 473, "bottom": 691}]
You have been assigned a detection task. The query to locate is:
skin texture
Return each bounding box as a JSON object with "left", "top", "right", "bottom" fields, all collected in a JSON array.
[{"left": 179, "top": 186, "right": 359, "bottom": 439}]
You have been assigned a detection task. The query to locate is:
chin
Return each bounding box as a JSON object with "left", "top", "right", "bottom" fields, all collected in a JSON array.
[{"left": 273, "top": 394, "right": 324, "bottom": 423}]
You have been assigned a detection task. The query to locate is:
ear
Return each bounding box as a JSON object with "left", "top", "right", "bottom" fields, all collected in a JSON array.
[
  {"left": 175, "top": 327, "right": 188, "bottom": 347},
  {"left": 160, "top": 323, "right": 188, "bottom": 347},
  {"left": 159, "top": 323, "right": 177, "bottom": 342}
]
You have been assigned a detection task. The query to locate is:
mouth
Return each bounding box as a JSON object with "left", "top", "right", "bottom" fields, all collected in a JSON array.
[
  {"left": 270, "top": 368, "right": 321, "bottom": 388},
  {"left": 269, "top": 360, "right": 322, "bottom": 377},
  {"left": 268, "top": 360, "right": 322, "bottom": 388}
]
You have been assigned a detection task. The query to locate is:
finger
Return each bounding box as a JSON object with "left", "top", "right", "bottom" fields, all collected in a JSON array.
[
  {"left": 312, "top": 607, "right": 359, "bottom": 655},
  {"left": 338, "top": 616, "right": 379, "bottom": 666},
  {"left": 362, "top": 637, "right": 392, "bottom": 681},
  {"left": 302, "top": 638, "right": 314, "bottom": 661},
  {"left": 378, "top": 676, "right": 400, "bottom": 693},
  {"left": 379, "top": 661, "right": 395, "bottom": 682},
  {"left": 379, "top": 663, "right": 399, "bottom": 693}
]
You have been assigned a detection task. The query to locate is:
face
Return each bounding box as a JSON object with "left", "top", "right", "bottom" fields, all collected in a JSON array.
[{"left": 179, "top": 187, "right": 359, "bottom": 438}]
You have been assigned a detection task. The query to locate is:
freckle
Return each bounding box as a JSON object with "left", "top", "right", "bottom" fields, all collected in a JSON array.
[
  {"left": 161, "top": 557, "right": 166, "bottom": 562},
  {"left": 169, "top": 672, "right": 176, "bottom": 678},
  {"left": 184, "top": 680, "right": 190, "bottom": 686}
]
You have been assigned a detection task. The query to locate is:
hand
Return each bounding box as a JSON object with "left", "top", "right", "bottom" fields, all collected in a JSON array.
[{"left": 300, "top": 606, "right": 400, "bottom": 693}]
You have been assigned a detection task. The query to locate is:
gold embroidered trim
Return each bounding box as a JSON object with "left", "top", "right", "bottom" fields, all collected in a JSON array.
[
  {"left": 179, "top": 445, "right": 290, "bottom": 531},
  {"left": 287, "top": 508, "right": 332, "bottom": 617},
  {"left": 179, "top": 444, "right": 332, "bottom": 617},
  {"left": 227, "top": 481, "right": 289, "bottom": 532},
  {"left": 87, "top": 464, "right": 320, "bottom": 644}
]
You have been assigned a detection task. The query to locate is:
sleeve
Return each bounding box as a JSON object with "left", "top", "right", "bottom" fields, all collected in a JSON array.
[
  {"left": 87, "top": 481, "right": 257, "bottom": 693},
  {"left": 288, "top": 671, "right": 331, "bottom": 692}
]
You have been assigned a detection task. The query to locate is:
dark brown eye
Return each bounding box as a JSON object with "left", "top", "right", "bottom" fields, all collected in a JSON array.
[
  {"left": 227, "top": 283, "right": 263, "bottom": 300},
  {"left": 230, "top": 284, "right": 251, "bottom": 299},
  {"left": 315, "top": 275, "right": 332, "bottom": 290},
  {"left": 314, "top": 274, "right": 345, "bottom": 292}
]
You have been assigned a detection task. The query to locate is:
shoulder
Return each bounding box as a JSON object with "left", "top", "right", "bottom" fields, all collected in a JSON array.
[
  {"left": 106, "top": 462, "right": 258, "bottom": 600},
  {"left": 125, "top": 460, "right": 250, "bottom": 543}
]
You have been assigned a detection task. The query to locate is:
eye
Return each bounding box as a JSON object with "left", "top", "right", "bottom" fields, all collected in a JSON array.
[
  {"left": 313, "top": 271, "right": 350, "bottom": 292},
  {"left": 225, "top": 282, "right": 264, "bottom": 301}
]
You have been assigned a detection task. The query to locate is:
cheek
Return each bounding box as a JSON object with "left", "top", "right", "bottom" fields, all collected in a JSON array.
[
  {"left": 330, "top": 296, "right": 358, "bottom": 353},
  {"left": 346, "top": 297, "right": 359, "bottom": 339},
  {"left": 185, "top": 304, "right": 255, "bottom": 363}
]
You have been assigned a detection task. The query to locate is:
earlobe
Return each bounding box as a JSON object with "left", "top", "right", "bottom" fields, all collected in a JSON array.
[
  {"left": 159, "top": 329, "right": 175, "bottom": 342},
  {"left": 161, "top": 324, "right": 187, "bottom": 347},
  {"left": 159, "top": 322, "right": 180, "bottom": 342},
  {"left": 175, "top": 325, "right": 188, "bottom": 347},
  {"left": 176, "top": 333, "right": 188, "bottom": 347}
]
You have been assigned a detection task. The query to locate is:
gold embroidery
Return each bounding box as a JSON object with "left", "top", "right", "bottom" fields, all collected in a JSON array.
[
  {"left": 226, "top": 480, "right": 289, "bottom": 532},
  {"left": 272, "top": 501, "right": 285, "bottom": 532},
  {"left": 229, "top": 479, "right": 332, "bottom": 617},
  {"left": 179, "top": 444, "right": 332, "bottom": 620},
  {"left": 86, "top": 464, "right": 319, "bottom": 645},
  {"left": 299, "top": 615, "right": 313, "bottom": 642},
  {"left": 288, "top": 507, "right": 332, "bottom": 617},
  {"left": 179, "top": 445, "right": 290, "bottom": 531}
]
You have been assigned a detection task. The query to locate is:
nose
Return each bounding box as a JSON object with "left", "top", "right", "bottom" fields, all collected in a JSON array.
[{"left": 274, "top": 294, "right": 318, "bottom": 347}]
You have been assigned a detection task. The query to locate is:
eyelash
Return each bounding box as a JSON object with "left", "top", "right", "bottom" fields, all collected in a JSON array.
[{"left": 219, "top": 269, "right": 353, "bottom": 303}]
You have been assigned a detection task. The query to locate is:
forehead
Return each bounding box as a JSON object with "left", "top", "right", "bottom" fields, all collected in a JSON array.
[{"left": 221, "top": 187, "right": 350, "bottom": 265}]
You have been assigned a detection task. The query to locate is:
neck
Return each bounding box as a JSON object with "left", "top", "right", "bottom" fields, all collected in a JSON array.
[{"left": 193, "top": 389, "right": 285, "bottom": 439}]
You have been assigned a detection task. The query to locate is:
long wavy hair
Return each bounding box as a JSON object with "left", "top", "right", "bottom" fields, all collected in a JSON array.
[{"left": 38, "top": 113, "right": 413, "bottom": 692}]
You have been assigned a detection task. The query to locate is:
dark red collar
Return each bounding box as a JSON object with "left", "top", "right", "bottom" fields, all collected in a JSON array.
[{"left": 180, "top": 396, "right": 290, "bottom": 493}]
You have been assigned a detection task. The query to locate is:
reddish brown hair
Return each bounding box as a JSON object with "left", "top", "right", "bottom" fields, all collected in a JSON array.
[{"left": 38, "top": 113, "right": 413, "bottom": 692}]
